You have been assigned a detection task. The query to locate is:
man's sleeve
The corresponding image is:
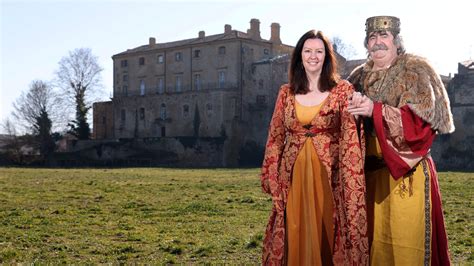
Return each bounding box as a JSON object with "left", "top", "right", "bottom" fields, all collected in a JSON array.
[{"left": 372, "top": 103, "right": 435, "bottom": 179}]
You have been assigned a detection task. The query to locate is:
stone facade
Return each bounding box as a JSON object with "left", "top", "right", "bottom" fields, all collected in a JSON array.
[
  {"left": 93, "top": 19, "right": 295, "bottom": 166},
  {"left": 92, "top": 101, "right": 114, "bottom": 139},
  {"left": 432, "top": 60, "right": 474, "bottom": 170}
]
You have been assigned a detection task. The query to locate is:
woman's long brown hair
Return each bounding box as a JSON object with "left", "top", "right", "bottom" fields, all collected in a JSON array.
[{"left": 289, "top": 30, "right": 340, "bottom": 94}]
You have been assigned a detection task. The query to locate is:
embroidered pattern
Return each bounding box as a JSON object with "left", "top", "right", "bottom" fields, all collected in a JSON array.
[
  {"left": 422, "top": 160, "right": 431, "bottom": 266},
  {"left": 260, "top": 81, "right": 368, "bottom": 265}
]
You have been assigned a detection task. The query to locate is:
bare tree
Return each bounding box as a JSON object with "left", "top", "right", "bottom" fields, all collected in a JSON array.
[
  {"left": 56, "top": 48, "right": 104, "bottom": 140},
  {"left": 12, "top": 80, "right": 62, "bottom": 133},
  {"left": 332, "top": 36, "right": 357, "bottom": 60},
  {"left": 1, "top": 118, "right": 23, "bottom": 164},
  {"left": 11, "top": 80, "right": 58, "bottom": 158}
]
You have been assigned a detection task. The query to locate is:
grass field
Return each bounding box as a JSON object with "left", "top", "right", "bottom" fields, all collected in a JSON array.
[{"left": 0, "top": 168, "right": 472, "bottom": 264}]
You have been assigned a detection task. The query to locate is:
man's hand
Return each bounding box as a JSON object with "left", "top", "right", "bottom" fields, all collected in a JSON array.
[{"left": 348, "top": 92, "right": 374, "bottom": 117}]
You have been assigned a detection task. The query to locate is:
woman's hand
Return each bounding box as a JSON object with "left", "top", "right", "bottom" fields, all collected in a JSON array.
[{"left": 348, "top": 92, "right": 374, "bottom": 117}]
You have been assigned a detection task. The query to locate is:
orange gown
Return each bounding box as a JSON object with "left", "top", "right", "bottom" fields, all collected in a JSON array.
[{"left": 286, "top": 100, "right": 334, "bottom": 265}]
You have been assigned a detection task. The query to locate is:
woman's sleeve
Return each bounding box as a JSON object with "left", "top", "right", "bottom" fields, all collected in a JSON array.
[
  {"left": 338, "top": 82, "right": 368, "bottom": 261},
  {"left": 339, "top": 83, "right": 365, "bottom": 184},
  {"left": 260, "top": 86, "right": 287, "bottom": 196}
]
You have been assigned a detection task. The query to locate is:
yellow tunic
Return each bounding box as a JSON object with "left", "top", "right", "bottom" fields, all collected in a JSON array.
[
  {"left": 366, "top": 135, "right": 430, "bottom": 265},
  {"left": 286, "top": 100, "right": 334, "bottom": 266}
]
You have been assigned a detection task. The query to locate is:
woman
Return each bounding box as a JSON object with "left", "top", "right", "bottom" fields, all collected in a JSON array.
[{"left": 260, "top": 30, "right": 368, "bottom": 265}]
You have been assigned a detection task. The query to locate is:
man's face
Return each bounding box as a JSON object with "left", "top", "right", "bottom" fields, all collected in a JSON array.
[{"left": 367, "top": 30, "right": 398, "bottom": 65}]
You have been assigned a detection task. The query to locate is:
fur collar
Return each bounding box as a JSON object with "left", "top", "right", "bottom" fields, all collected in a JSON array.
[{"left": 348, "top": 53, "right": 454, "bottom": 134}]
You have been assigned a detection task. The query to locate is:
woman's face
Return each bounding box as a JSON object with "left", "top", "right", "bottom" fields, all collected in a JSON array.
[{"left": 301, "top": 38, "right": 325, "bottom": 76}]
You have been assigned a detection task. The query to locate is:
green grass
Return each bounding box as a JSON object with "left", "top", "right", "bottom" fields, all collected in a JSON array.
[{"left": 0, "top": 168, "right": 471, "bottom": 264}]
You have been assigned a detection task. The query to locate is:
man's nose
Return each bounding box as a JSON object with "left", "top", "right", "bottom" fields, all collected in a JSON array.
[{"left": 374, "top": 35, "right": 382, "bottom": 44}]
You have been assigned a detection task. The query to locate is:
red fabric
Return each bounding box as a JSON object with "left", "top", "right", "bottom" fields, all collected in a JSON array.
[
  {"left": 427, "top": 157, "right": 451, "bottom": 266},
  {"left": 401, "top": 105, "right": 436, "bottom": 156},
  {"left": 373, "top": 104, "right": 436, "bottom": 179},
  {"left": 260, "top": 82, "right": 368, "bottom": 265},
  {"left": 372, "top": 102, "right": 411, "bottom": 179}
]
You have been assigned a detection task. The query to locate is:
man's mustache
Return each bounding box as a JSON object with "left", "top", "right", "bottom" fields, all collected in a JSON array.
[{"left": 370, "top": 44, "right": 388, "bottom": 52}]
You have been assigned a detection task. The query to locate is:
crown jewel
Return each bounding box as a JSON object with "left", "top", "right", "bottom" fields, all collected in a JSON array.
[{"left": 365, "top": 16, "right": 400, "bottom": 34}]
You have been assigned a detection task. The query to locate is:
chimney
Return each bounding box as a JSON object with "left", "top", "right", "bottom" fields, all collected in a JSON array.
[
  {"left": 224, "top": 24, "right": 232, "bottom": 34},
  {"left": 270, "top": 23, "right": 282, "bottom": 44},
  {"left": 149, "top": 37, "right": 156, "bottom": 47},
  {"left": 247, "top": 18, "right": 261, "bottom": 40},
  {"left": 199, "top": 31, "right": 205, "bottom": 39}
]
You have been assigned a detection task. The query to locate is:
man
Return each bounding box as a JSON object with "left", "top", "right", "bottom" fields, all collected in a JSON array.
[{"left": 347, "top": 16, "right": 454, "bottom": 265}]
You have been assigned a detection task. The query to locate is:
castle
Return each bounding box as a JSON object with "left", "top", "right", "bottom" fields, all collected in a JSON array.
[
  {"left": 90, "top": 19, "right": 473, "bottom": 169},
  {"left": 92, "top": 19, "right": 298, "bottom": 166}
]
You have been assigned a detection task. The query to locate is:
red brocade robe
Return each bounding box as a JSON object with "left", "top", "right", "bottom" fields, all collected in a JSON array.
[
  {"left": 260, "top": 81, "right": 369, "bottom": 265},
  {"left": 348, "top": 54, "right": 454, "bottom": 266}
]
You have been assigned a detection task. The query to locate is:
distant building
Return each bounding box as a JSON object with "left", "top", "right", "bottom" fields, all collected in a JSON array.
[{"left": 91, "top": 19, "right": 348, "bottom": 166}]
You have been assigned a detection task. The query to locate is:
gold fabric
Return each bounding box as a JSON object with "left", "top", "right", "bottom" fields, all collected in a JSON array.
[
  {"left": 286, "top": 100, "right": 334, "bottom": 266},
  {"left": 366, "top": 135, "right": 428, "bottom": 265}
]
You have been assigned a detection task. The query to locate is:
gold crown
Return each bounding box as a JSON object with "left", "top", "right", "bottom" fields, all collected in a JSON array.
[{"left": 365, "top": 16, "right": 400, "bottom": 34}]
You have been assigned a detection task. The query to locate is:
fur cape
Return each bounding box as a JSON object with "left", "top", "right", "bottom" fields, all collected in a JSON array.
[{"left": 347, "top": 53, "right": 454, "bottom": 134}]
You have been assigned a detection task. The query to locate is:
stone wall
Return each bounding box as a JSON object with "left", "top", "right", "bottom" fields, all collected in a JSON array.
[
  {"left": 55, "top": 137, "right": 229, "bottom": 167},
  {"left": 432, "top": 60, "right": 474, "bottom": 171},
  {"left": 92, "top": 101, "right": 114, "bottom": 139}
]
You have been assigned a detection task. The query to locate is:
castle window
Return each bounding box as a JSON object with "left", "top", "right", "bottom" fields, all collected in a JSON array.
[
  {"left": 160, "top": 103, "right": 167, "bottom": 120},
  {"left": 218, "top": 46, "right": 226, "bottom": 55},
  {"left": 123, "top": 75, "right": 128, "bottom": 82},
  {"left": 139, "top": 107, "right": 145, "bottom": 120},
  {"left": 157, "top": 54, "right": 164, "bottom": 64},
  {"left": 175, "top": 52, "right": 182, "bottom": 61},
  {"left": 139, "top": 57, "right": 145, "bottom": 66},
  {"left": 121, "top": 109, "right": 126, "bottom": 121},
  {"left": 194, "top": 49, "right": 201, "bottom": 58},
  {"left": 157, "top": 77, "right": 164, "bottom": 94},
  {"left": 121, "top": 59, "right": 128, "bottom": 68},
  {"left": 259, "top": 79, "right": 264, "bottom": 89},
  {"left": 257, "top": 95, "right": 266, "bottom": 105},
  {"left": 175, "top": 76, "right": 182, "bottom": 92},
  {"left": 140, "top": 80, "right": 146, "bottom": 95},
  {"left": 206, "top": 103, "right": 213, "bottom": 117},
  {"left": 183, "top": 105, "right": 189, "bottom": 118},
  {"left": 122, "top": 85, "right": 128, "bottom": 96},
  {"left": 194, "top": 73, "right": 201, "bottom": 90},
  {"left": 102, "top": 116, "right": 106, "bottom": 124},
  {"left": 218, "top": 70, "right": 226, "bottom": 88},
  {"left": 207, "top": 104, "right": 212, "bottom": 110},
  {"left": 231, "top": 97, "right": 238, "bottom": 118}
]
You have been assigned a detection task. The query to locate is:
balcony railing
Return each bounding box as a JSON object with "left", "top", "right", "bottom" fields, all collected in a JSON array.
[{"left": 114, "top": 82, "right": 238, "bottom": 97}]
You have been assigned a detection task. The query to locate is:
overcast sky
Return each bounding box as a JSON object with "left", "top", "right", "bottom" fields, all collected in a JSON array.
[{"left": 1, "top": 0, "right": 473, "bottom": 133}]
